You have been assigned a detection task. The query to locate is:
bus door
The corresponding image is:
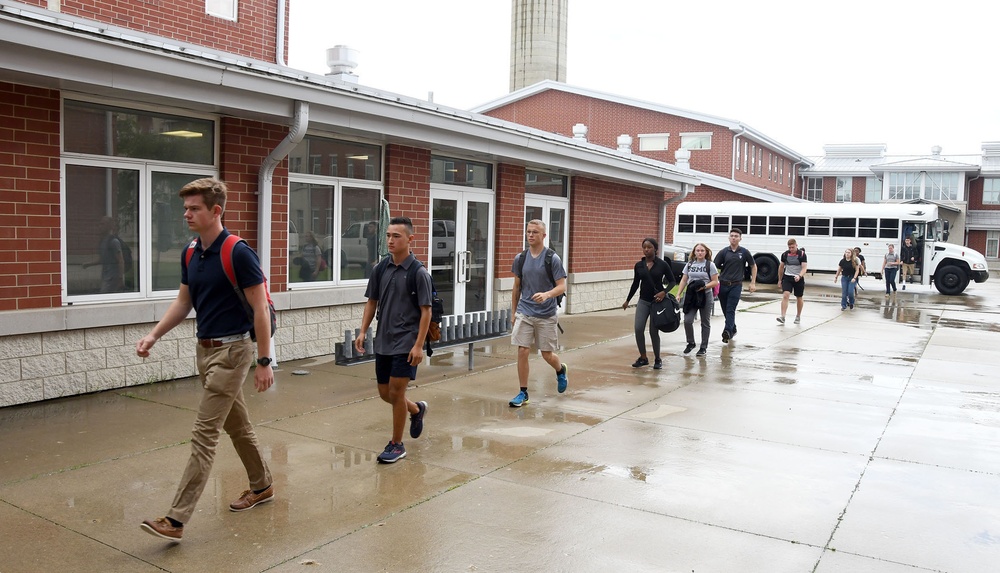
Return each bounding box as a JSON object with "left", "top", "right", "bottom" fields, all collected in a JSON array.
[{"left": 902, "top": 220, "right": 928, "bottom": 285}]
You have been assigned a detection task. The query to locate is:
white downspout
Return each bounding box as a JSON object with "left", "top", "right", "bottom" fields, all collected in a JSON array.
[
  {"left": 660, "top": 183, "right": 691, "bottom": 255},
  {"left": 258, "top": 100, "right": 308, "bottom": 361},
  {"left": 791, "top": 160, "right": 805, "bottom": 198},
  {"left": 275, "top": 0, "right": 287, "bottom": 66}
]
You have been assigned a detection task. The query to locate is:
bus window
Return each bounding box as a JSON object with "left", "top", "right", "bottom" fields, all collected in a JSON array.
[
  {"left": 807, "top": 218, "right": 830, "bottom": 236},
  {"left": 769, "top": 216, "right": 786, "bottom": 235},
  {"left": 789, "top": 216, "right": 805, "bottom": 236},
  {"left": 880, "top": 218, "right": 899, "bottom": 239},
  {"left": 833, "top": 218, "right": 856, "bottom": 237},
  {"left": 678, "top": 214, "right": 694, "bottom": 233},
  {"left": 859, "top": 218, "right": 877, "bottom": 238},
  {"left": 732, "top": 215, "right": 748, "bottom": 233},
  {"left": 750, "top": 215, "right": 766, "bottom": 235},
  {"left": 712, "top": 216, "right": 729, "bottom": 233},
  {"left": 695, "top": 215, "right": 711, "bottom": 233}
]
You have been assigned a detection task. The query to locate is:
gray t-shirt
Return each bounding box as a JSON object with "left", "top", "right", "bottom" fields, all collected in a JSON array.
[
  {"left": 884, "top": 252, "right": 901, "bottom": 267},
  {"left": 364, "top": 253, "right": 433, "bottom": 355},
  {"left": 682, "top": 260, "right": 717, "bottom": 283},
  {"left": 512, "top": 249, "right": 567, "bottom": 318}
]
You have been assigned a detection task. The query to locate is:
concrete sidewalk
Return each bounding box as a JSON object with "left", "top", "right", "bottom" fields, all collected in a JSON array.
[{"left": 2, "top": 277, "right": 999, "bottom": 573}]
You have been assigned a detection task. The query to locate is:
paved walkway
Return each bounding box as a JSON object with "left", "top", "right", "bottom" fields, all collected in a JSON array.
[{"left": 1, "top": 277, "right": 999, "bottom": 573}]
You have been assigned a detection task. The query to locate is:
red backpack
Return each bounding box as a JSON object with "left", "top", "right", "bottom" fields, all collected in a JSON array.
[{"left": 183, "top": 234, "right": 277, "bottom": 342}]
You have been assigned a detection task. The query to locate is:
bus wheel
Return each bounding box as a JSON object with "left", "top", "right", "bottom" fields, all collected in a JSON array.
[
  {"left": 755, "top": 256, "right": 779, "bottom": 284},
  {"left": 934, "top": 265, "right": 969, "bottom": 295}
]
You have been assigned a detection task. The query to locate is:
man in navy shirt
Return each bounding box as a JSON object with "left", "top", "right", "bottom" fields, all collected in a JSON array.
[
  {"left": 713, "top": 228, "right": 757, "bottom": 342},
  {"left": 355, "top": 216, "right": 431, "bottom": 464},
  {"left": 136, "top": 178, "right": 274, "bottom": 542}
]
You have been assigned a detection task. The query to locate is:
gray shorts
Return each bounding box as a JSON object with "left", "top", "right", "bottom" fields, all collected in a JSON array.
[{"left": 511, "top": 313, "right": 560, "bottom": 351}]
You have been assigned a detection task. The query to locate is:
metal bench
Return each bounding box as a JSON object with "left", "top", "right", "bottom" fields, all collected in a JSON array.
[{"left": 336, "top": 309, "right": 512, "bottom": 370}]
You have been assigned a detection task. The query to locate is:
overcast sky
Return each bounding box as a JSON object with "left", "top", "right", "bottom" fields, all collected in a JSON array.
[{"left": 288, "top": 0, "right": 999, "bottom": 159}]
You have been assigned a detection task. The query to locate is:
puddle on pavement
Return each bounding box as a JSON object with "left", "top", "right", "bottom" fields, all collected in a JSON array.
[
  {"left": 632, "top": 404, "right": 686, "bottom": 419},
  {"left": 482, "top": 426, "right": 552, "bottom": 438},
  {"left": 935, "top": 318, "right": 1000, "bottom": 332}
]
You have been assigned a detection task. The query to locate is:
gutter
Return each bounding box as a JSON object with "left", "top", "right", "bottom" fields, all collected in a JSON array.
[
  {"left": 791, "top": 160, "right": 806, "bottom": 198},
  {"left": 258, "top": 100, "right": 308, "bottom": 359}
]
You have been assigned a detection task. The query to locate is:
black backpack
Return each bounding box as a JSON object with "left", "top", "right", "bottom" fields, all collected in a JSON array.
[
  {"left": 372, "top": 256, "right": 444, "bottom": 355},
  {"left": 514, "top": 247, "right": 563, "bottom": 307}
]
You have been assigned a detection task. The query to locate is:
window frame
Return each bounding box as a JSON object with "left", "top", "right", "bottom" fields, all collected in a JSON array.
[
  {"left": 638, "top": 133, "right": 670, "bottom": 152},
  {"left": 836, "top": 176, "right": 852, "bottom": 203},
  {"left": 205, "top": 0, "right": 238, "bottom": 21},
  {"left": 679, "top": 132, "right": 712, "bottom": 150},
  {"left": 984, "top": 179, "right": 1000, "bottom": 205},
  {"left": 806, "top": 177, "right": 823, "bottom": 202},
  {"left": 986, "top": 230, "right": 999, "bottom": 259}
]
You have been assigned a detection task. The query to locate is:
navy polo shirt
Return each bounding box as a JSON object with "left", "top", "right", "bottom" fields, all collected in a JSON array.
[{"left": 182, "top": 229, "right": 264, "bottom": 339}]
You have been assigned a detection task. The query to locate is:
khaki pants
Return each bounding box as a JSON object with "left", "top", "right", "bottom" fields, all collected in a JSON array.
[{"left": 167, "top": 338, "right": 271, "bottom": 524}]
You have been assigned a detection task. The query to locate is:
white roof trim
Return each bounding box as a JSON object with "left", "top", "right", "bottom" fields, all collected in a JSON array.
[{"left": 470, "top": 80, "right": 814, "bottom": 165}]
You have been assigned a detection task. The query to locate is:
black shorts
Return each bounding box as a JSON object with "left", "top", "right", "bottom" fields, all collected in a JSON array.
[
  {"left": 374, "top": 353, "right": 417, "bottom": 384},
  {"left": 781, "top": 275, "right": 805, "bottom": 297}
]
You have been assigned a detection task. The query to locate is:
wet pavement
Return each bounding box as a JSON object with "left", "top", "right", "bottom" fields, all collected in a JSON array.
[{"left": 2, "top": 275, "right": 999, "bottom": 573}]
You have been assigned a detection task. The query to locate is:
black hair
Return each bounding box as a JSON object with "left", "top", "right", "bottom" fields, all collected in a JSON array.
[
  {"left": 642, "top": 237, "right": 658, "bottom": 250},
  {"left": 729, "top": 227, "right": 743, "bottom": 236},
  {"left": 388, "top": 216, "right": 414, "bottom": 234}
]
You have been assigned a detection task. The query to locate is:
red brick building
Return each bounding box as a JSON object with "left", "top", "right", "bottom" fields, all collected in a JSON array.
[{"left": 0, "top": 0, "right": 700, "bottom": 405}]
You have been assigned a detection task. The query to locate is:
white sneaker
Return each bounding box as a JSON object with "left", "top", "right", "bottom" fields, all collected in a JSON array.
[{"left": 793, "top": 316, "right": 801, "bottom": 324}]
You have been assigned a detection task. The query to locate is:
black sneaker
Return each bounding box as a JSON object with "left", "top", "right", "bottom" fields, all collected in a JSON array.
[
  {"left": 721, "top": 330, "right": 730, "bottom": 343},
  {"left": 683, "top": 343, "right": 696, "bottom": 355},
  {"left": 409, "top": 401, "right": 427, "bottom": 439},
  {"left": 377, "top": 441, "right": 406, "bottom": 463},
  {"left": 695, "top": 347, "right": 707, "bottom": 357},
  {"left": 631, "top": 357, "right": 649, "bottom": 368},
  {"left": 653, "top": 358, "right": 662, "bottom": 370}
]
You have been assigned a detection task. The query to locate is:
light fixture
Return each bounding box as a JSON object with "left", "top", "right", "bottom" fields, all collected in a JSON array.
[
  {"left": 161, "top": 130, "right": 204, "bottom": 138},
  {"left": 347, "top": 154, "right": 369, "bottom": 160}
]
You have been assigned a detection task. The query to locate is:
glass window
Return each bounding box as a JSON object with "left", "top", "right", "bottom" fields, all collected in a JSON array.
[
  {"left": 678, "top": 214, "right": 694, "bottom": 234},
  {"left": 743, "top": 142, "right": 748, "bottom": 172},
  {"left": 832, "top": 217, "right": 857, "bottom": 237},
  {"left": 788, "top": 216, "right": 805, "bottom": 236},
  {"left": 986, "top": 231, "right": 999, "bottom": 258},
  {"left": 768, "top": 216, "right": 786, "bottom": 235},
  {"left": 984, "top": 179, "right": 1000, "bottom": 204},
  {"left": 680, "top": 133, "right": 711, "bottom": 150},
  {"left": 64, "top": 100, "right": 214, "bottom": 165},
  {"left": 735, "top": 140, "right": 741, "bottom": 171},
  {"left": 925, "top": 172, "right": 959, "bottom": 201},
  {"left": 638, "top": 134, "right": 669, "bottom": 151},
  {"left": 289, "top": 137, "right": 381, "bottom": 181},
  {"left": 879, "top": 218, "right": 899, "bottom": 239},
  {"left": 695, "top": 215, "right": 711, "bottom": 233},
  {"left": 888, "top": 172, "right": 920, "bottom": 200},
  {"left": 807, "top": 218, "right": 830, "bottom": 236},
  {"left": 836, "top": 177, "right": 852, "bottom": 202},
  {"left": 525, "top": 170, "right": 568, "bottom": 197},
  {"left": 865, "top": 177, "right": 882, "bottom": 203},
  {"left": 749, "top": 216, "right": 766, "bottom": 235},
  {"left": 431, "top": 156, "right": 493, "bottom": 188},
  {"left": 858, "top": 218, "right": 878, "bottom": 238},
  {"left": 712, "top": 216, "right": 729, "bottom": 233},
  {"left": 731, "top": 216, "right": 748, "bottom": 234},
  {"left": 206, "top": 0, "right": 238, "bottom": 20},
  {"left": 806, "top": 177, "right": 823, "bottom": 202}
]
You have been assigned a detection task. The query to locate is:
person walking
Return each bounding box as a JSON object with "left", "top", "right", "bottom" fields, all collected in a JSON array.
[
  {"left": 834, "top": 248, "right": 861, "bottom": 310},
  {"left": 777, "top": 238, "right": 808, "bottom": 324},
  {"left": 136, "top": 178, "right": 274, "bottom": 543},
  {"left": 900, "top": 236, "right": 919, "bottom": 288},
  {"left": 509, "top": 219, "right": 568, "bottom": 407},
  {"left": 713, "top": 227, "right": 757, "bottom": 343},
  {"left": 676, "top": 243, "right": 719, "bottom": 357},
  {"left": 354, "top": 216, "right": 431, "bottom": 464},
  {"left": 882, "top": 243, "right": 901, "bottom": 295},
  {"left": 622, "top": 237, "right": 675, "bottom": 370}
]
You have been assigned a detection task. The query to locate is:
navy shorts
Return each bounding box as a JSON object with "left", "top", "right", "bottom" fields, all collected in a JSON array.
[
  {"left": 374, "top": 353, "right": 417, "bottom": 384},
  {"left": 781, "top": 275, "right": 805, "bottom": 297}
]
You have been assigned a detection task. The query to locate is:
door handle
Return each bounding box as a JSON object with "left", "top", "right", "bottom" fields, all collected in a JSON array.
[{"left": 458, "top": 250, "right": 472, "bottom": 283}]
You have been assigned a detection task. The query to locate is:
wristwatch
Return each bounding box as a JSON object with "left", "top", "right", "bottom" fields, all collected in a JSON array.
[{"left": 256, "top": 357, "right": 272, "bottom": 367}]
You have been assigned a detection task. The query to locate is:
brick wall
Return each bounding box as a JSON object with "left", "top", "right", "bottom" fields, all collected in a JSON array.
[
  {"left": 17, "top": 0, "right": 287, "bottom": 63},
  {"left": 385, "top": 144, "right": 432, "bottom": 262},
  {"left": 569, "top": 177, "right": 663, "bottom": 272},
  {"left": 0, "top": 83, "right": 61, "bottom": 312},
  {"left": 495, "top": 163, "right": 526, "bottom": 278},
  {"left": 485, "top": 90, "right": 797, "bottom": 196}
]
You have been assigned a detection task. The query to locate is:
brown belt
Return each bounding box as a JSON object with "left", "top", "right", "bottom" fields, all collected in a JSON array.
[
  {"left": 198, "top": 332, "right": 249, "bottom": 348},
  {"left": 720, "top": 280, "right": 741, "bottom": 286}
]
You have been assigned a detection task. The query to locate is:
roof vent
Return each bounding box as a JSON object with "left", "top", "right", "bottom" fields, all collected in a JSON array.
[
  {"left": 931, "top": 145, "right": 942, "bottom": 157},
  {"left": 617, "top": 134, "right": 632, "bottom": 153},
  {"left": 572, "top": 123, "right": 588, "bottom": 141},
  {"left": 326, "top": 45, "right": 360, "bottom": 84}
]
